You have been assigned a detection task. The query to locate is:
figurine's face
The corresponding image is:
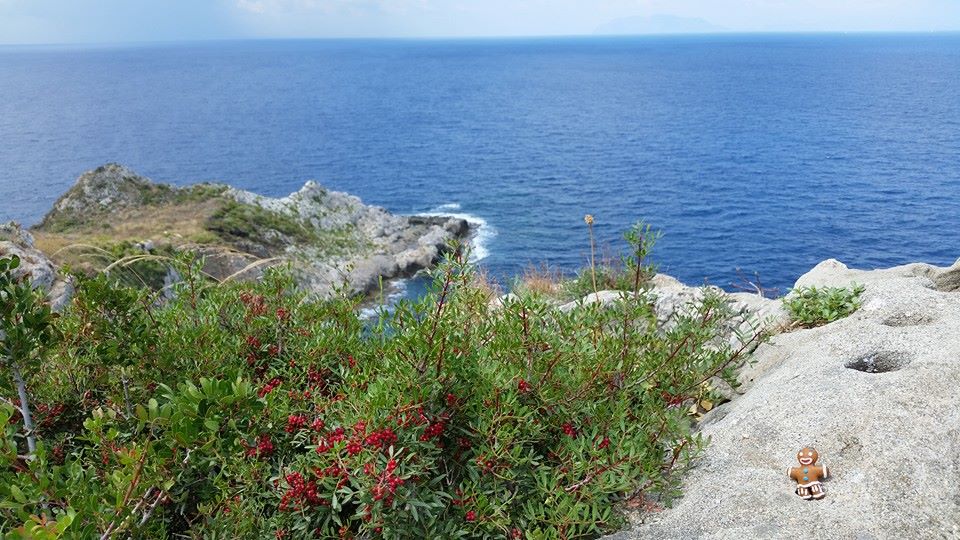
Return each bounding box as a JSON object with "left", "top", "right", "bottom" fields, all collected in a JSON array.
[{"left": 797, "top": 447, "right": 818, "bottom": 466}]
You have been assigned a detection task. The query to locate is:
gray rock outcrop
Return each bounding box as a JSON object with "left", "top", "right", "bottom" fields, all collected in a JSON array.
[
  {"left": 0, "top": 222, "right": 73, "bottom": 311},
  {"left": 554, "top": 274, "right": 789, "bottom": 349},
  {"left": 32, "top": 164, "right": 472, "bottom": 298},
  {"left": 222, "top": 178, "right": 471, "bottom": 296},
  {"left": 609, "top": 258, "right": 960, "bottom": 539}
]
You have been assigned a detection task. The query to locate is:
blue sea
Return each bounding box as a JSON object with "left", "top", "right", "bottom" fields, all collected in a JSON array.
[{"left": 2, "top": 34, "right": 959, "bottom": 295}]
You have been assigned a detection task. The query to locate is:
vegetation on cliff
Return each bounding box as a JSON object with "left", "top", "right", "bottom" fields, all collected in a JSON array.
[
  {"left": 0, "top": 224, "right": 764, "bottom": 539},
  {"left": 30, "top": 164, "right": 470, "bottom": 297},
  {"left": 31, "top": 164, "right": 337, "bottom": 285},
  {"left": 783, "top": 284, "right": 865, "bottom": 328}
]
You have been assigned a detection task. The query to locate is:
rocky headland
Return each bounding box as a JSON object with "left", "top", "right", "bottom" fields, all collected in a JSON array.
[{"left": 19, "top": 163, "right": 470, "bottom": 299}]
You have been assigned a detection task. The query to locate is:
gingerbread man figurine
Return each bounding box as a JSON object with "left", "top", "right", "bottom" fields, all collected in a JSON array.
[{"left": 788, "top": 447, "right": 829, "bottom": 500}]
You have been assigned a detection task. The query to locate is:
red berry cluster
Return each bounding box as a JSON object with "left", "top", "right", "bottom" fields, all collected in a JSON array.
[
  {"left": 517, "top": 379, "right": 532, "bottom": 393},
  {"left": 258, "top": 377, "right": 282, "bottom": 398},
  {"left": 34, "top": 402, "right": 66, "bottom": 430},
  {"left": 419, "top": 420, "right": 445, "bottom": 442},
  {"left": 315, "top": 421, "right": 399, "bottom": 457},
  {"left": 369, "top": 458, "right": 404, "bottom": 504},
  {"left": 315, "top": 463, "right": 350, "bottom": 490},
  {"left": 598, "top": 437, "right": 611, "bottom": 450},
  {"left": 364, "top": 427, "right": 397, "bottom": 449},
  {"left": 245, "top": 434, "right": 275, "bottom": 459},
  {"left": 244, "top": 333, "right": 274, "bottom": 378},
  {"left": 239, "top": 292, "right": 267, "bottom": 317},
  {"left": 474, "top": 455, "right": 498, "bottom": 474},
  {"left": 278, "top": 471, "right": 327, "bottom": 511},
  {"left": 661, "top": 391, "right": 686, "bottom": 407},
  {"left": 51, "top": 444, "right": 65, "bottom": 465},
  {"left": 285, "top": 414, "right": 307, "bottom": 433},
  {"left": 307, "top": 367, "right": 329, "bottom": 390},
  {"left": 346, "top": 440, "right": 363, "bottom": 456},
  {"left": 562, "top": 422, "right": 578, "bottom": 438},
  {"left": 394, "top": 406, "right": 430, "bottom": 428},
  {"left": 316, "top": 426, "right": 346, "bottom": 455}
]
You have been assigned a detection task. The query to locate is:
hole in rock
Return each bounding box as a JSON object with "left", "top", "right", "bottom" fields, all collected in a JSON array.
[
  {"left": 845, "top": 351, "right": 912, "bottom": 374},
  {"left": 881, "top": 313, "right": 934, "bottom": 327}
]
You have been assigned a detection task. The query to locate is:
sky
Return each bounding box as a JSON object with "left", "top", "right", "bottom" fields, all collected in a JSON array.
[{"left": 0, "top": 0, "right": 958, "bottom": 45}]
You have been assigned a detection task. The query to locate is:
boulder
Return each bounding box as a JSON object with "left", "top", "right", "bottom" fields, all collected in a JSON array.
[
  {"left": 0, "top": 222, "right": 73, "bottom": 311},
  {"left": 795, "top": 257, "right": 960, "bottom": 293},
  {"left": 609, "top": 259, "right": 960, "bottom": 539}
]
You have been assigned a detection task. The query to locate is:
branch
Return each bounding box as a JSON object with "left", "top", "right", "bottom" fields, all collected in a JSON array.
[
  {"left": 138, "top": 490, "right": 167, "bottom": 526},
  {"left": 0, "top": 396, "right": 24, "bottom": 415}
]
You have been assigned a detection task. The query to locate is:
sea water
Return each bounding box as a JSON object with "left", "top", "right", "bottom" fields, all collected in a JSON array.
[{"left": 2, "top": 34, "right": 959, "bottom": 296}]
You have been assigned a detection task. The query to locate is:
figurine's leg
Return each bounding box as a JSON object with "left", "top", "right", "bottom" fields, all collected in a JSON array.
[
  {"left": 795, "top": 486, "right": 812, "bottom": 499},
  {"left": 810, "top": 483, "right": 825, "bottom": 499}
]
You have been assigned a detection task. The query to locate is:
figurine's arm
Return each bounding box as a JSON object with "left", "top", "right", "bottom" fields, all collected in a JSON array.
[{"left": 820, "top": 464, "right": 828, "bottom": 478}]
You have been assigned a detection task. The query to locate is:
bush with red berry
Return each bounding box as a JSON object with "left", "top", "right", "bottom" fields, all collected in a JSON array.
[{"left": 0, "top": 227, "right": 764, "bottom": 539}]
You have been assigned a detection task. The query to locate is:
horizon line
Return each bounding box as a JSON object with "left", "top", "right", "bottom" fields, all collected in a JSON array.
[{"left": 2, "top": 29, "right": 959, "bottom": 48}]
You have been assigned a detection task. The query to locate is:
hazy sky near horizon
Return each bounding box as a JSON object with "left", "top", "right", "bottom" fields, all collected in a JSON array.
[{"left": 1, "top": 0, "right": 958, "bottom": 44}]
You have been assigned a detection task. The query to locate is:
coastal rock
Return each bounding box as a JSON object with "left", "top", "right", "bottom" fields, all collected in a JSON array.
[
  {"left": 794, "top": 257, "right": 960, "bottom": 293},
  {"left": 42, "top": 163, "right": 164, "bottom": 217},
  {"left": 0, "top": 222, "right": 74, "bottom": 311},
  {"left": 556, "top": 290, "right": 625, "bottom": 312},
  {"left": 555, "top": 274, "right": 788, "bottom": 349},
  {"left": 609, "top": 259, "right": 960, "bottom": 539},
  {"left": 31, "top": 164, "right": 471, "bottom": 298}
]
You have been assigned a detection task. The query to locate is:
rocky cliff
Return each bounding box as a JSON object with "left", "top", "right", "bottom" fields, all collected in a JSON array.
[
  {"left": 29, "top": 164, "right": 470, "bottom": 298},
  {"left": 0, "top": 222, "right": 74, "bottom": 310},
  {"left": 605, "top": 258, "right": 960, "bottom": 539}
]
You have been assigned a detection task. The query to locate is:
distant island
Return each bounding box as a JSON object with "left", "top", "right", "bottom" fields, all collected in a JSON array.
[{"left": 594, "top": 14, "right": 725, "bottom": 35}]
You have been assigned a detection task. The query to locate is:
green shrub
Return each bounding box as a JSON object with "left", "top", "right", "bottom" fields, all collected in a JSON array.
[
  {"left": 205, "top": 199, "right": 316, "bottom": 249},
  {"left": 533, "top": 222, "right": 661, "bottom": 303},
  {"left": 783, "top": 284, "right": 865, "bottom": 328},
  {"left": 0, "top": 228, "right": 764, "bottom": 539},
  {"left": 205, "top": 199, "right": 359, "bottom": 256}
]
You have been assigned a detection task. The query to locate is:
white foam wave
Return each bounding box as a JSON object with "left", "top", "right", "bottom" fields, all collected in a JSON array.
[
  {"left": 420, "top": 203, "right": 496, "bottom": 263},
  {"left": 358, "top": 277, "right": 410, "bottom": 320},
  {"left": 359, "top": 204, "right": 495, "bottom": 319}
]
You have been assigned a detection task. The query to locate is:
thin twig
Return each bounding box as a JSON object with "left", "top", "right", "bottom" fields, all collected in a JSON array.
[{"left": 138, "top": 490, "right": 167, "bottom": 526}]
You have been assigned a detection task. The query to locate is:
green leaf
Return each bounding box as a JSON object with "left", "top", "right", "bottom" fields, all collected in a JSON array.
[{"left": 10, "top": 484, "right": 26, "bottom": 503}]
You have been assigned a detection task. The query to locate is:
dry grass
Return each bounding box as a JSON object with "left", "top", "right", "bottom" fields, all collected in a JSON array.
[
  {"left": 32, "top": 198, "right": 225, "bottom": 270},
  {"left": 469, "top": 266, "right": 503, "bottom": 301},
  {"left": 519, "top": 263, "right": 565, "bottom": 297}
]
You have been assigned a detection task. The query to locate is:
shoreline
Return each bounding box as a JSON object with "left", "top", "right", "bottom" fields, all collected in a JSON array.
[{"left": 25, "top": 163, "right": 474, "bottom": 300}]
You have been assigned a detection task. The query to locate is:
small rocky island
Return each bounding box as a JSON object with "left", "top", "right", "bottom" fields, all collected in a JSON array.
[{"left": 26, "top": 164, "right": 470, "bottom": 298}]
